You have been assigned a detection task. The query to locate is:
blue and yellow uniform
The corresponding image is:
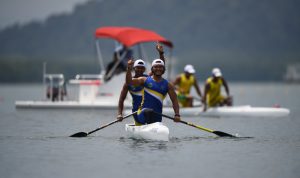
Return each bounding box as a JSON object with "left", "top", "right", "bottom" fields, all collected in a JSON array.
[
  {"left": 128, "top": 74, "right": 147, "bottom": 119},
  {"left": 206, "top": 77, "right": 225, "bottom": 107},
  {"left": 135, "top": 76, "right": 169, "bottom": 125}
]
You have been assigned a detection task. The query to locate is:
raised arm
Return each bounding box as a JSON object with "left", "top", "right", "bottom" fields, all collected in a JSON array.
[
  {"left": 156, "top": 42, "right": 165, "bottom": 63},
  {"left": 125, "top": 59, "right": 134, "bottom": 85},
  {"left": 148, "top": 43, "right": 166, "bottom": 76},
  {"left": 126, "top": 59, "right": 146, "bottom": 86}
]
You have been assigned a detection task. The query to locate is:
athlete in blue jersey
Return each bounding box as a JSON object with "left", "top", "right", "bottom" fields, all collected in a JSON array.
[
  {"left": 117, "top": 59, "right": 147, "bottom": 120},
  {"left": 117, "top": 43, "right": 166, "bottom": 121},
  {"left": 126, "top": 59, "right": 181, "bottom": 125}
]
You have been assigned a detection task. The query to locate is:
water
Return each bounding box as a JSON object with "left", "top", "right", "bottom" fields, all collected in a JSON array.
[{"left": 0, "top": 83, "right": 300, "bottom": 178}]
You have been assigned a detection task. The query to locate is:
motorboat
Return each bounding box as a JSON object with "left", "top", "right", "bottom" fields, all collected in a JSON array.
[{"left": 15, "top": 26, "right": 174, "bottom": 109}]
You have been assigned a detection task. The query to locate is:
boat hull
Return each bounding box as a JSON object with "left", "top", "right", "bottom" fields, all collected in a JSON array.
[
  {"left": 162, "top": 105, "right": 290, "bottom": 118},
  {"left": 124, "top": 105, "right": 290, "bottom": 118},
  {"left": 15, "top": 100, "right": 131, "bottom": 109},
  {"left": 125, "top": 122, "right": 169, "bottom": 141}
]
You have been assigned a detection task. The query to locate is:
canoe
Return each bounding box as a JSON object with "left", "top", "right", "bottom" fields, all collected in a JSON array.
[
  {"left": 162, "top": 105, "right": 290, "bottom": 118},
  {"left": 125, "top": 122, "right": 169, "bottom": 141},
  {"left": 124, "top": 105, "right": 290, "bottom": 118}
]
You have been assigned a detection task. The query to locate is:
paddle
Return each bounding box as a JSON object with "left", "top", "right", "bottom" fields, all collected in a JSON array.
[
  {"left": 70, "top": 112, "right": 137, "bottom": 137},
  {"left": 157, "top": 112, "right": 236, "bottom": 137}
]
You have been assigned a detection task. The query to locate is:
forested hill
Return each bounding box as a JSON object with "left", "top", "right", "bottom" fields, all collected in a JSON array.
[{"left": 1, "top": 0, "right": 300, "bottom": 82}]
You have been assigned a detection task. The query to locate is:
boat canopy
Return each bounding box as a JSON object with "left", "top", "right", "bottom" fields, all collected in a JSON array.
[{"left": 95, "top": 26, "right": 173, "bottom": 48}]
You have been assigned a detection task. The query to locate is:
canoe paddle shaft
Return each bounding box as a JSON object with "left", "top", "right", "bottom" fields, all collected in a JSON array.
[
  {"left": 158, "top": 112, "right": 236, "bottom": 137},
  {"left": 70, "top": 111, "right": 137, "bottom": 137}
]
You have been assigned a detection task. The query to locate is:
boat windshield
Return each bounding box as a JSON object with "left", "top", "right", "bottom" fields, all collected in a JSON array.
[
  {"left": 45, "top": 74, "right": 64, "bottom": 88},
  {"left": 44, "top": 74, "right": 66, "bottom": 102}
]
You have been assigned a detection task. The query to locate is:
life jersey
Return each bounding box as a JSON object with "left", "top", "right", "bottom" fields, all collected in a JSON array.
[
  {"left": 128, "top": 74, "right": 147, "bottom": 112},
  {"left": 178, "top": 73, "right": 195, "bottom": 94},
  {"left": 139, "top": 76, "right": 169, "bottom": 122},
  {"left": 206, "top": 77, "right": 223, "bottom": 106}
]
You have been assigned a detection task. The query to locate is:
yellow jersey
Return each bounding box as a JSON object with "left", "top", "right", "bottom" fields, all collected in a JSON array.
[
  {"left": 178, "top": 73, "right": 195, "bottom": 95},
  {"left": 206, "top": 77, "right": 224, "bottom": 107}
]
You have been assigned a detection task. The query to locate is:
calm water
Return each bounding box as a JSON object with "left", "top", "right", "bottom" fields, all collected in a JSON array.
[{"left": 0, "top": 83, "right": 300, "bottom": 178}]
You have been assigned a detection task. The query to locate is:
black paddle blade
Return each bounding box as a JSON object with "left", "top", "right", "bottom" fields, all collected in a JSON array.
[
  {"left": 70, "top": 132, "right": 88, "bottom": 137},
  {"left": 213, "top": 131, "right": 236, "bottom": 137}
]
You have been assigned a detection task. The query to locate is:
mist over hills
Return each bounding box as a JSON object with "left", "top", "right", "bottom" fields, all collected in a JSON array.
[{"left": 1, "top": 0, "right": 300, "bottom": 82}]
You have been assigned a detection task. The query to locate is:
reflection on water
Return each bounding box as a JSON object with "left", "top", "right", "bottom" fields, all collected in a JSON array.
[
  {"left": 170, "top": 135, "right": 254, "bottom": 142},
  {"left": 117, "top": 135, "right": 255, "bottom": 153},
  {"left": 119, "top": 137, "right": 169, "bottom": 151}
]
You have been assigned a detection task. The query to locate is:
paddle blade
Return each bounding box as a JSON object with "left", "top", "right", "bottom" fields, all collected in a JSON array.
[
  {"left": 213, "top": 131, "right": 236, "bottom": 137},
  {"left": 70, "top": 132, "right": 88, "bottom": 137}
]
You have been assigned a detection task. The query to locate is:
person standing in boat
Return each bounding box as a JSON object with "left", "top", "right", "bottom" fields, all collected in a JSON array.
[
  {"left": 173, "top": 64, "right": 202, "bottom": 107},
  {"left": 202, "top": 68, "right": 232, "bottom": 112},
  {"left": 117, "top": 43, "right": 166, "bottom": 121},
  {"left": 125, "top": 58, "right": 181, "bottom": 125},
  {"left": 104, "top": 44, "right": 133, "bottom": 81}
]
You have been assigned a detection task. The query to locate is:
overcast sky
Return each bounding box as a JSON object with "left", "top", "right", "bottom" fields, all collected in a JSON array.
[{"left": 0, "top": 0, "right": 88, "bottom": 29}]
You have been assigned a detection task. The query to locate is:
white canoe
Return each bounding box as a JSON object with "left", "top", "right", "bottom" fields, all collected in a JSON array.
[
  {"left": 162, "top": 105, "right": 290, "bottom": 118},
  {"left": 124, "top": 105, "right": 290, "bottom": 118},
  {"left": 125, "top": 122, "right": 169, "bottom": 141}
]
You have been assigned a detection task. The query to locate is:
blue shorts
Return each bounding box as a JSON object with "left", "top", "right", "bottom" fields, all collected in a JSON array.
[{"left": 135, "top": 108, "right": 162, "bottom": 125}]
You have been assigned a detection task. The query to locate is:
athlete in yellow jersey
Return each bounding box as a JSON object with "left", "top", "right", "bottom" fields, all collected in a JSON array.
[
  {"left": 203, "top": 68, "right": 232, "bottom": 111},
  {"left": 173, "top": 64, "right": 202, "bottom": 107}
]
